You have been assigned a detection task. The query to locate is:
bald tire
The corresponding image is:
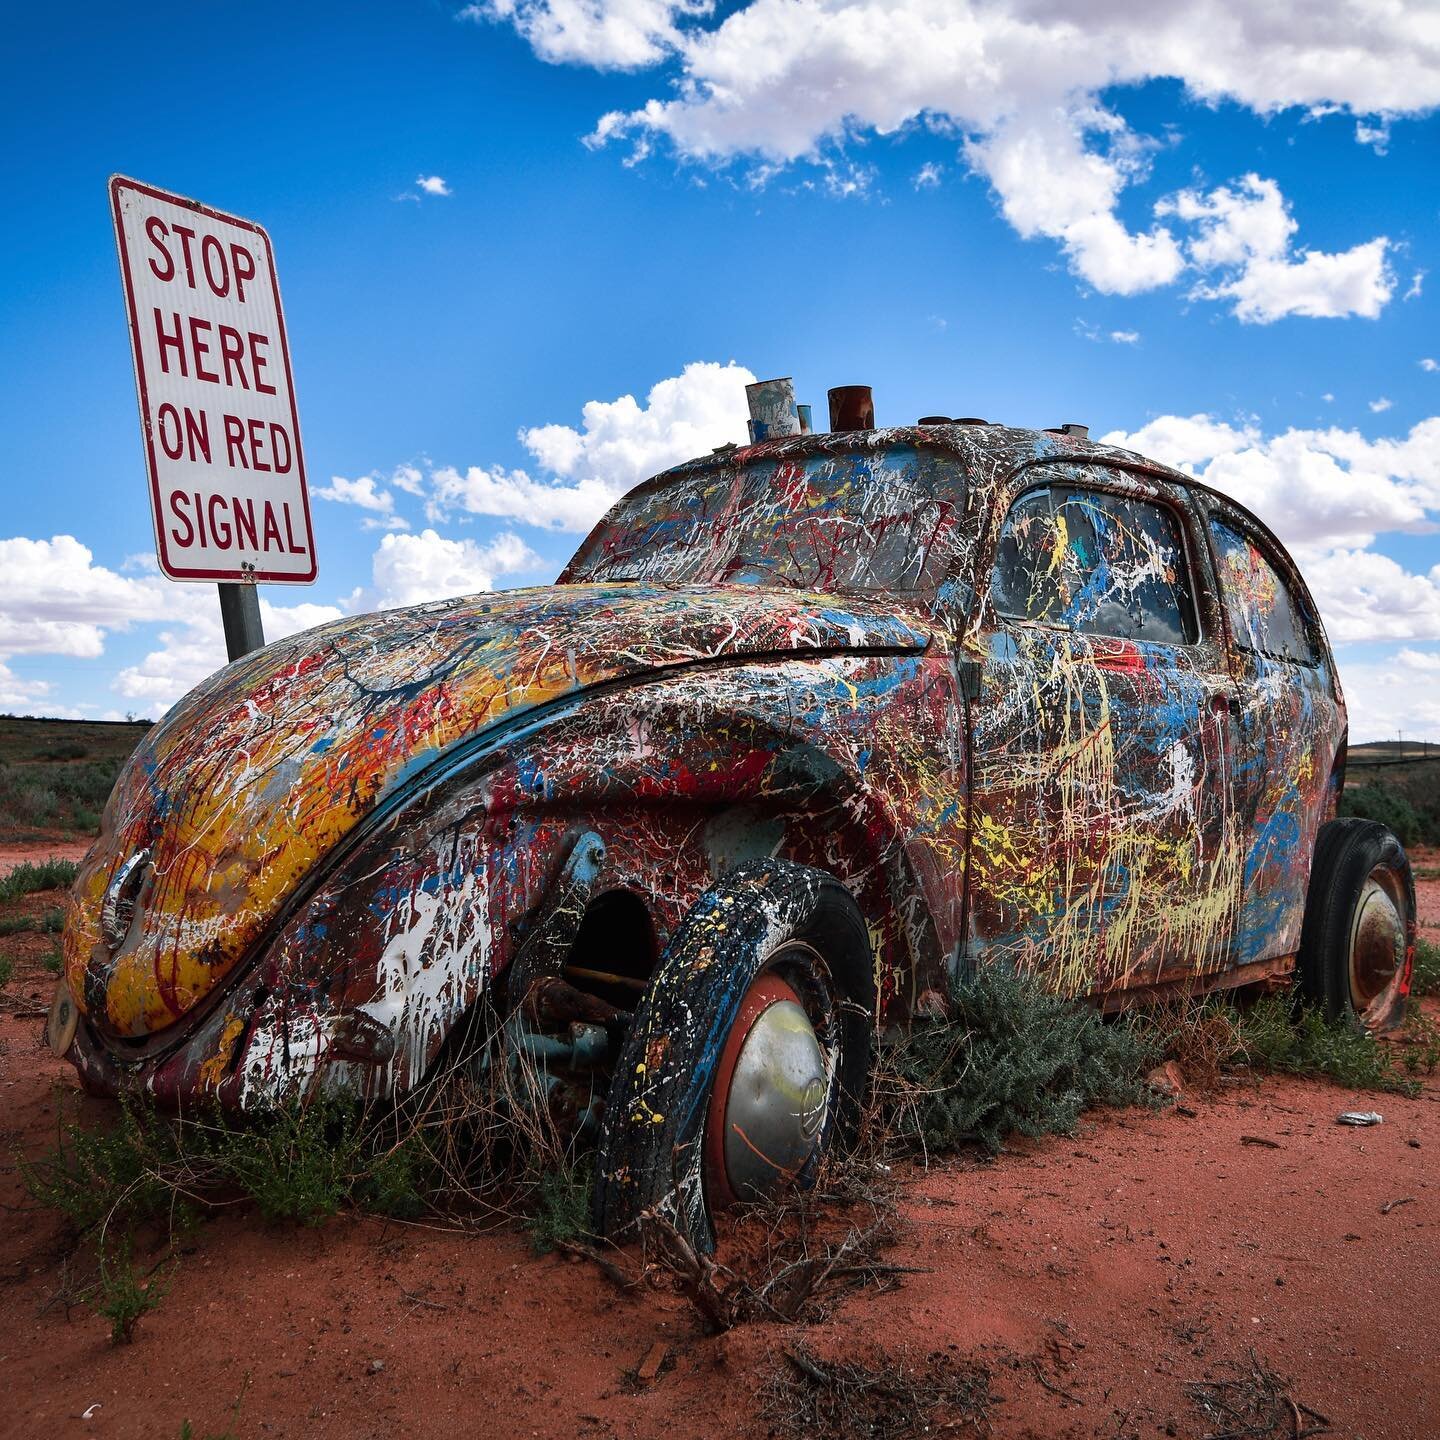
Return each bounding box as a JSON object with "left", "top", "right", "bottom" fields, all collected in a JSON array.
[
  {"left": 592, "top": 858, "right": 874, "bottom": 1253},
  {"left": 1297, "top": 817, "right": 1414, "bottom": 1031}
]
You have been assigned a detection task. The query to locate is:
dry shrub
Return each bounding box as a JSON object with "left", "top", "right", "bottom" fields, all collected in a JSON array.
[
  {"left": 383, "top": 1003, "right": 596, "bottom": 1243},
  {"left": 574, "top": 1100, "right": 911, "bottom": 1332},
  {"left": 761, "top": 1343, "right": 991, "bottom": 1440},
  {"left": 1143, "top": 995, "right": 1244, "bottom": 1093}
]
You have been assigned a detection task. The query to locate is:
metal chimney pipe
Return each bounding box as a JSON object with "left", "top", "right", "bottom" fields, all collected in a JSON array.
[
  {"left": 828, "top": 385, "right": 874, "bottom": 432},
  {"left": 797, "top": 403, "right": 813, "bottom": 434},
  {"left": 745, "top": 377, "right": 802, "bottom": 440}
]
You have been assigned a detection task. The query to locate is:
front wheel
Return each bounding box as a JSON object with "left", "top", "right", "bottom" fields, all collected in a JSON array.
[
  {"left": 592, "top": 859, "right": 874, "bottom": 1252},
  {"left": 1298, "top": 818, "right": 1415, "bottom": 1032}
]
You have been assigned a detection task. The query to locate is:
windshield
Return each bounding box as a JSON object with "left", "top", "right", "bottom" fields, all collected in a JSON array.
[{"left": 562, "top": 445, "right": 970, "bottom": 594}]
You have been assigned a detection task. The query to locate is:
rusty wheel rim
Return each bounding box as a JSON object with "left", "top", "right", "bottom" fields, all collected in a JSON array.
[{"left": 1348, "top": 866, "right": 1407, "bottom": 1025}]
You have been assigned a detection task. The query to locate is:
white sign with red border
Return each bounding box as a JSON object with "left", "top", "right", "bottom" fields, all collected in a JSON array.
[{"left": 110, "top": 176, "right": 317, "bottom": 582}]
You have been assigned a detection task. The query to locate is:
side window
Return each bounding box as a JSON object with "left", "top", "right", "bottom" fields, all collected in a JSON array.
[
  {"left": 1209, "top": 520, "right": 1317, "bottom": 662},
  {"left": 989, "top": 487, "right": 1055, "bottom": 621},
  {"left": 990, "top": 485, "right": 1198, "bottom": 644}
]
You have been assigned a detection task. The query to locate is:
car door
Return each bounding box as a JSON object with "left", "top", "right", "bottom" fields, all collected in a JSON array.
[
  {"left": 966, "top": 468, "right": 1243, "bottom": 997},
  {"left": 1204, "top": 508, "right": 1344, "bottom": 966}
]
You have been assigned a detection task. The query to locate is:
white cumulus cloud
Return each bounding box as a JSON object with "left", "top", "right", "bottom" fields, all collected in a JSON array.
[
  {"left": 316, "top": 473, "right": 410, "bottom": 531},
  {"left": 0, "top": 659, "right": 52, "bottom": 712},
  {"left": 484, "top": 0, "right": 1439, "bottom": 308},
  {"left": 316, "top": 473, "right": 400, "bottom": 514},
  {"left": 348, "top": 529, "right": 541, "bottom": 612},
  {"left": 461, "top": 0, "right": 713, "bottom": 69},
  {"left": 416, "top": 174, "right": 453, "bottom": 196},
  {"left": 1102, "top": 415, "right": 1440, "bottom": 552},
  {"left": 0, "top": 535, "right": 171, "bottom": 658},
  {"left": 419, "top": 358, "right": 756, "bottom": 532},
  {"left": 1332, "top": 648, "right": 1440, "bottom": 742},
  {"left": 1158, "top": 175, "right": 1393, "bottom": 323}
]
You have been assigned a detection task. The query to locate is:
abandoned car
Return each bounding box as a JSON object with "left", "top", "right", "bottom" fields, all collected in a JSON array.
[{"left": 51, "top": 385, "right": 1416, "bottom": 1248}]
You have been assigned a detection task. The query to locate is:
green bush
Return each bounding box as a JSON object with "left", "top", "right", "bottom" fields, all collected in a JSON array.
[
  {"left": 21, "top": 1096, "right": 189, "bottom": 1236},
  {"left": 212, "top": 1099, "right": 429, "bottom": 1226},
  {"left": 22, "top": 1093, "right": 433, "bottom": 1342},
  {"left": 0, "top": 756, "right": 121, "bottom": 834},
  {"left": 1412, "top": 938, "right": 1440, "bottom": 999},
  {"left": 23, "top": 1094, "right": 430, "bottom": 1241},
  {"left": 1224, "top": 995, "right": 1418, "bottom": 1096},
  {"left": 1340, "top": 782, "right": 1438, "bottom": 846},
  {"left": 94, "top": 1236, "right": 172, "bottom": 1345},
  {"left": 39, "top": 742, "right": 89, "bottom": 761},
  {"left": 0, "top": 910, "right": 63, "bottom": 937},
  {"left": 0, "top": 857, "right": 79, "bottom": 903},
  {"left": 884, "top": 968, "right": 1160, "bottom": 1156},
  {"left": 3, "top": 777, "right": 59, "bottom": 826},
  {"left": 524, "top": 1157, "right": 594, "bottom": 1253},
  {"left": 50, "top": 758, "right": 124, "bottom": 808}
]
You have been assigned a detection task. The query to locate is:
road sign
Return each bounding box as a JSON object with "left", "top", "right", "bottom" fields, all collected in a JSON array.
[{"left": 110, "top": 176, "right": 316, "bottom": 586}]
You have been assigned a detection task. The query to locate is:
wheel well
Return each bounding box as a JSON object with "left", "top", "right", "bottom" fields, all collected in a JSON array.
[{"left": 562, "top": 888, "right": 657, "bottom": 1012}]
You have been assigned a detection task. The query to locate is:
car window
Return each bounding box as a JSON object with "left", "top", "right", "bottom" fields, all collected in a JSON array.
[
  {"left": 990, "top": 485, "right": 1197, "bottom": 644},
  {"left": 562, "top": 445, "right": 968, "bottom": 594},
  {"left": 1210, "top": 519, "right": 1317, "bottom": 662}
]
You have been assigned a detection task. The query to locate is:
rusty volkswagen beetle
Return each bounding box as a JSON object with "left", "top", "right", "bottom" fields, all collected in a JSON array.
[{"left": 51, "top": 414, "right": 1416, "bottom": 1247}]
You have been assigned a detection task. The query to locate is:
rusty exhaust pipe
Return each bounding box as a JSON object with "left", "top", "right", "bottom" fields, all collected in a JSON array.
[{"left": 828, "top": 385, "right": 874, "bottom": 432}]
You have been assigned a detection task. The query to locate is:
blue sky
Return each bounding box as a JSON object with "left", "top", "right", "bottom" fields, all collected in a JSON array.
[{"left": 1, "top": 0, "right": 1437, "bottom": 739}]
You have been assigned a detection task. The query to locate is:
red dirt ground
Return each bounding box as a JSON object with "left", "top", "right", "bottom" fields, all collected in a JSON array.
[
  {"left": 0, "top": 838, "right": 93, "bottom": 873},
  {"left": 2, "top": 850, "right": 1436, "bottom": 1440}
]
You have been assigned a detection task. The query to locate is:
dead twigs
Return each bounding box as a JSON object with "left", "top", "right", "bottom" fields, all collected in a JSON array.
[
  {"left": 1185, "top": 1350, "right": 1331, "bottom": 1439},
  {"left": 761, "top": 1341, "right": 991, "bottom": 1440},
  {"left": 627, "top": 1126, "right": 916, "bottom": 1331}
]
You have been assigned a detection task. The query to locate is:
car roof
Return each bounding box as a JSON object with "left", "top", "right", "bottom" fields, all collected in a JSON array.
[{"left": 643, "top": 421, "right": 1296, "bottom": 569}]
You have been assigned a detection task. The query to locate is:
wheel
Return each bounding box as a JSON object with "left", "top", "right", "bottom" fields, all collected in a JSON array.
[
  {"left": 1297, "top": 818, "right": 1415, "bottom": 1032},
  {"left": 592, "top": 858, "right": 874, "bottom": 1252}
]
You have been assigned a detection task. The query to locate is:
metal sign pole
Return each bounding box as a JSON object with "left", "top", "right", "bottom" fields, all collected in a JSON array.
[{"left": 218, "top": 582, "right": 265, "bottom": 662}]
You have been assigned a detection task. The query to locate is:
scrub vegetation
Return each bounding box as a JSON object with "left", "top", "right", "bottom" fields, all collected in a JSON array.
[
  {"left": 0, "top": 858, "right": 79, "bottom": 904},
  {"left": 1412, "top": 937, "right": 1440, "bottom": 998},
  {"left": 0, "top": 715, "right": 149, "bottom": 839},
  {"left": 23, "top": 965, "right": 1436, "bottom": 1346},
  {"left": 880, "top": 968, "right": 1160, "bottom": 1157},
  {"left": 1339, "top": 756, "right": 1440, "bottom": 847}
]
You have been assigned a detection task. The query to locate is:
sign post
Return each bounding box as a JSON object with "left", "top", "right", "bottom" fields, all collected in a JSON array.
[{"left": 109, "top": 177, "right": 316, "bottom": 661}]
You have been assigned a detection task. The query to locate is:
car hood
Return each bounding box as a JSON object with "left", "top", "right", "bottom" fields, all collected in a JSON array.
[{"left": 65, "top": 581, "right": 932, "bottom": 1039}]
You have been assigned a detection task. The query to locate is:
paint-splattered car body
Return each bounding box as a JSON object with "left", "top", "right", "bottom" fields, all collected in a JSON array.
[{"left": 60, "top": 423, "right": 1347, "bottom": 1110}]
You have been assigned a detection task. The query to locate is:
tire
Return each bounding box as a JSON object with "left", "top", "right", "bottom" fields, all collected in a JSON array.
[
  {"left": 1297, "top": 818, "right": 1415, "bottom": 1032},
  {"left": 592, "top": 858, "right": 875, "bottom": 1252}
]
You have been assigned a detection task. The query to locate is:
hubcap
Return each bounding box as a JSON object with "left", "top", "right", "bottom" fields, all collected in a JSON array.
[
  {"left": 1349, "top": 870, "right": 1405, "bottom": 1020},
  {"left": 706, "top": 961, "right": 832, "bottom": 1204}
]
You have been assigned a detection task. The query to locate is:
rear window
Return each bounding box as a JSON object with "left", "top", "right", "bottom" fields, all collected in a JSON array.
[
  {"left": 562, "top": 445, "right": 968, "bottom": 594},
  {"left": 1210, "top": 520, "right": 1317, "bottom": 662},
  {"left": 991, "top": 486, "right": 1198, "bottom": 645}
]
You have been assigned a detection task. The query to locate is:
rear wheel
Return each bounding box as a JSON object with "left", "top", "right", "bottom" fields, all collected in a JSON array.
[
  {"left": 1298, "top": 818, "right": 1414, "bottom": 1032},
  {"left": 592, "top": 859, "right": 874, "bottom": 1252}
]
